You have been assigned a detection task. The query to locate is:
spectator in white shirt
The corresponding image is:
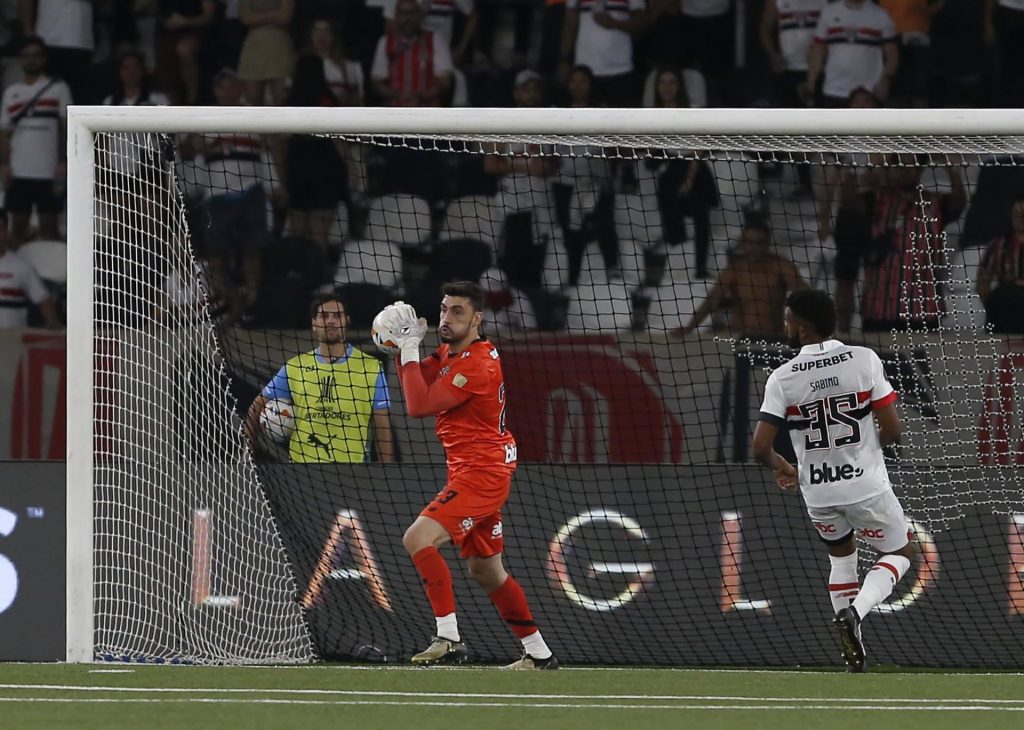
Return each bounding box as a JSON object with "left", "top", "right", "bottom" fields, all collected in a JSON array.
[
  {"left": 806, "top": 0, "right": 899, "bottom": 107},
  {"left": 0, "top": 209, "right": 58, "bottom": 328},
  {"left": 760, "top": 0, "right": 826, "bottom": 108},
  {"left": 0, "top": 37, "right": 72, "bottom": 247},
  {"left": 310, "top": 18, "right": 364, "bottom": 106},
  {"left": 19, "top": 0, "right": 95, "bottom": 103},
  {"left": 420, "top": 0, "right": 477, "bottom": 65},
  {"left": 561, "top": 0, "right": 647, "bottom": 107}
]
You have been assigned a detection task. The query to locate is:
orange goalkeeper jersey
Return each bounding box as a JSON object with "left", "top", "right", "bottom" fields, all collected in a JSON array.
[{"left": 422, "top": 338, "right": 517, "bottom": 477}]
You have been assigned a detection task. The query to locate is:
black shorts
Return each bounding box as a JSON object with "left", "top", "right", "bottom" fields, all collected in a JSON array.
[{"left": 5, "top": 178, "right": 62, "bottom": 215}]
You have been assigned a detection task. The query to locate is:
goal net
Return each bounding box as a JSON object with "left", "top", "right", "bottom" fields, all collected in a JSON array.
[{"left": 68, "top": 107, "right": 1024, "bottom": 667}]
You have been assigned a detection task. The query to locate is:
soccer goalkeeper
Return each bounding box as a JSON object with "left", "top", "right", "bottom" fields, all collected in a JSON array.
[{"left": 375, "top": 282, "right": 557, "bottom": 669}]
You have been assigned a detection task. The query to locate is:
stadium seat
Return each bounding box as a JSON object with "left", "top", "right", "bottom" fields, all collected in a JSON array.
[
  {"left": 326, "top": 203, "right": 350, "bottom": 249},
  {"left": 439, "top": 195, "right": 501, "bottom": 249},
  {"left": 614, "top": 193, "right": 662, "bottom": 249},
  {"left": 429, "top": 238, "right": 493, "bottom": 282},
  {"left": 333, "top": 237, "right": 403, "bottom": 293},
  {"left": 564, "top": 279, "right": 635, "bottom": 333},
  {"left": 335, "top": 282, "right": 399, "bottom": 330},
  {"left": 366, "top": 194, "right": 432, "bottom": 247}
]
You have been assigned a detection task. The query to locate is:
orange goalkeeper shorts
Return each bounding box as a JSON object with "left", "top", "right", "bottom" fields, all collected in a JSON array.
[{"left": 420, "top": 469, "right": 513, "bottom": 559}]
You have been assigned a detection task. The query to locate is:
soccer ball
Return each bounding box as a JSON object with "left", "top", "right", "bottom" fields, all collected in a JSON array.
[
  {"left": 259, "top": 399, "right": 295, "bottom": 443},
  {"left": 371, "top": 311, "right": 401, "bottom": 356}
]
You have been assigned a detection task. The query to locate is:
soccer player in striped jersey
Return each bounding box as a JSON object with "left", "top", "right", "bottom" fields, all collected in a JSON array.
[{"left": 751, "top": 289, "right": 914, "bottom": 672}]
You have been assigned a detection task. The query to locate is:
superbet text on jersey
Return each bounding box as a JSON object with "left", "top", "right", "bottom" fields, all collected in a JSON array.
[
  {"left": 759, "top": 339, "right": 898, "bottom": 508},
  {"left": 424, "top": 339, "right": 517, "bottom": 475}
]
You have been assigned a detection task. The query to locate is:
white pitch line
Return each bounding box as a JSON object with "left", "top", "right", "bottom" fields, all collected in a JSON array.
[
  {"left": 2, "top": 684, "right": 1024, "bottom": 705},
  {"left": 0, "top": 697, "right": 1022, "bottom": 712},
  {"left": 6, "top": 662, "right": 1024, "bottom": 676},
  {"left": 88, "top": 670, "right": 135, "bottom": 674}
]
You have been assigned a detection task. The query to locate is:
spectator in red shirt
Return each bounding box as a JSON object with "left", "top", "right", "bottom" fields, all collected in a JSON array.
[
  {"left": 371, "top": 0, "right": 453, "bottom": 107},
  {"left": 977, "top": 199, "right": 1024, "bottom": 333}
]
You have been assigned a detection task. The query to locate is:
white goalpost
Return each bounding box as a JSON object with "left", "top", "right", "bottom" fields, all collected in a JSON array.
[{"left": 66, "top": 106, "right": 1024, "bottom": 666}]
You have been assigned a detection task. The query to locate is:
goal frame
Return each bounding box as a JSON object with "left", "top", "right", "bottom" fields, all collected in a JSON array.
[{"left": 65, "top": 105, "right": 1024, "bottom": 663}]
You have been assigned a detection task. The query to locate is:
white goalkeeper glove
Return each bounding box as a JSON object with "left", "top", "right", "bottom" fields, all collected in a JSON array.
[{"left": 391, "top": 302, "right": 427, "bottom": 364}]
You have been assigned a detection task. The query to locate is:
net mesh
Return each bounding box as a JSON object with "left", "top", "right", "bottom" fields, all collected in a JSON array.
[
  {"left": 92, "top": 131, "right": 313, "bottom": 663},
  {"left": 89, "top": 123, "right": 1024, "bottom": 667}
]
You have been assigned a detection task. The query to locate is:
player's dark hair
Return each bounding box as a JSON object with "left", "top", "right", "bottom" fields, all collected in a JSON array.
[
  {"left": 441, "top": 281, "right": 485, "bottom": 313},
  {"left": 786, "top": 289, "right": 836, "bottom": 338},
  {"left": 310, "top": 290, "right": 348, "bottom": 319}
]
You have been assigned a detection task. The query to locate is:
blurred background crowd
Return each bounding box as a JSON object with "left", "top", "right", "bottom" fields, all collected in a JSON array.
[{"left": 2, "top": 0, "right": 1024, "bottom": 339}]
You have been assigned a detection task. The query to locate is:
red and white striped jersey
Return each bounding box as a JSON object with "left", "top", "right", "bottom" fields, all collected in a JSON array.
[
  {"left": 776, "top": 0, "right": 826, "bottom": 72},
  {"left": 860, "top": 189, "right": 954, "bottom": 326},
  {"left": 566, "top": 0, "right": 644, "bottom": 77},
  {"left": 813, "top": 0, "right": 897, "bottom": 100},
  {"left": 760, "top": 339, "right": 897, "bottom": 508},
  {"left": 0, "top": 76, "right": 72, "bottom": 180},
  {"left": 371, "top": 30, "right": 453, "bottom": 104},
  {"left": 199, "top": 133, "right": 273, "bottom": 193},
  {"left": 421, "top": 0, "right": 475, "bottom": 44},
  {"left": 0, "top": 250, "right": 50, "bottom": 329}
]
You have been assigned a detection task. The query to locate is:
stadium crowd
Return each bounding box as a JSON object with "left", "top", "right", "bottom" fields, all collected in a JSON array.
[{"left": 1, "top": 0, "right": 1023, "bottom": 336}]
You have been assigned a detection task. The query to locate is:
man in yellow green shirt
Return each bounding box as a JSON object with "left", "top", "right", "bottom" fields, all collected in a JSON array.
[{"left": 246, "top": 293, "right": 394, "bottom": 463}]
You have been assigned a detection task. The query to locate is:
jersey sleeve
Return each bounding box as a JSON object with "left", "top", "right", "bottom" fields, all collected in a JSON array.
[
  {"left": 878, "top": 7, "right": 898, "bottom": 43},
  {"left": 373, "top": 369, "right": 391, "bottom": 411},
  {"left": 869, "top": 351, "right": 897, "bottom": 408},
  {"left": 812, "top": 8, "right": 828, "bottom": 42},
  {"left": 758, "top": 371, "right": 788, "bottom": 427},
  {"left": 432, "top": 34, "right": 454, "bottom": 75},
  {"left": 261, "top": 363, "right": 292, "bottom": 402}
]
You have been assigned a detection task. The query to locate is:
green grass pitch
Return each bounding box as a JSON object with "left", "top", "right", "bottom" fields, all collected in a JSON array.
[{"left": 1, "top": 663, "right": 1023, "bottom": 729}]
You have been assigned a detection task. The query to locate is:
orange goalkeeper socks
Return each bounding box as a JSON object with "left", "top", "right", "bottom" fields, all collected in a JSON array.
[
  {"left": 412, "top": 546, "right": 457, "bottom": 621},
  {"left": 489, "top": 576, "right": 538, "bottom": 639}
]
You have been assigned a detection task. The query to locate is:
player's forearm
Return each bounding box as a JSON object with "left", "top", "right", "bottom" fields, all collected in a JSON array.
[
  {"left": 245, "top": 394, "right": 269, "bottom": 440},
  {"left": 39, "top": 298, "right": 59, "bottom": 329},
  {"left": 398, "top": 363, "right": 436, "bottom": 418},
  {"left": 753, "top": 447, "right": 789, "bottom": 472},
  {"left": 806, "top": 43, "right": 825, "bottom": 87},
  {"left": 398, "top": 363, "right": 466, "bottom": 417},
  {"left": 878, "top": 426, "right": 902, "bottom": 446}
]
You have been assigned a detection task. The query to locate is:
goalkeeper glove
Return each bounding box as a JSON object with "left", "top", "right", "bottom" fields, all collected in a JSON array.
[
  {"left": 382, "top": 301, "right": 427, "bottom": 363},
  {"left": 396, "top": 316, "right": 427, "bottom": 364}
]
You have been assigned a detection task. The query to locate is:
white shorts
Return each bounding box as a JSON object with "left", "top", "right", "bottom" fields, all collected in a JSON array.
[{"left": 806, "top": 490, "right": 911, "bottom": 554}]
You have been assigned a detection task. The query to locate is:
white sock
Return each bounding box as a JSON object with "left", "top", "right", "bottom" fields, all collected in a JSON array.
[
  {"left": 852, "top": 555, "right": 911, "bottom": 620},
  {"left": 436, "top": 613, "right": 460, "bottom": 642},
  {"left": 521, "top": 630, "right": 552, "bottom": 660},
  {"left": 827, "top": 553, "right": 860, "bottom": 615}
]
